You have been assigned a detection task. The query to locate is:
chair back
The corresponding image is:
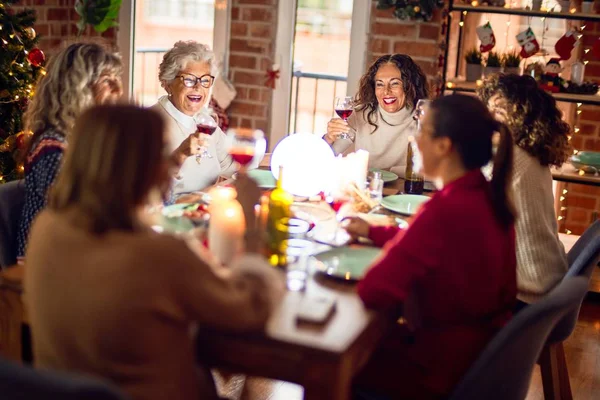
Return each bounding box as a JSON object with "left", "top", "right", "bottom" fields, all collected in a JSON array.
[
  {"left": 448, "top": 277, "right": 589, "bottom": 400},
  {"left": 546, "top": 234, "right": 600, "bottom": 343},
  {"left": 0, "top": 180, "right": 25, "bottom": 268},
  {"left": 0, "top": 357, "right": 127, "bottom": 399},
  {"left": 566, "top": 219, "right": 600, "bottom": 267}
]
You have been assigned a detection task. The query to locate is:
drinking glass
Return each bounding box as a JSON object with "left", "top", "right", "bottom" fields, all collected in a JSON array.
[
  {"left": 325, "top": 190, "right": 351, "bottom": 245},
  {"left": 334, "top": 96, "right": 354, "bottom": 141},
  {"left": 226, "top": 129, "right": 266, "bottom": 174},
  {"left": 414, "top": 99, "right": 430, "bottom": 136},
  {"left": 193, "top": 113, "right": 218, "bottom": 163},
  {"left": 368, "top": 171, "right": 384, "bottom": 203}
]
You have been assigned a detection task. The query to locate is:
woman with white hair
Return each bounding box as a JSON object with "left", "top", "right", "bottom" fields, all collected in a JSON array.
[
  {"left": 17, "top": 42, "right": 123, "bottom": 257},
  {"left": 152, "top": 41, "right": 253, "bottom": 201}
]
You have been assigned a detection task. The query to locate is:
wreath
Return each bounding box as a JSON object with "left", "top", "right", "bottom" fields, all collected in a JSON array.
[
  {"left": 74, "top": 0, "right": 122, "bottom": 36},
  {"left": 377, "top": 0, "right": 444, "bottom": 22}
]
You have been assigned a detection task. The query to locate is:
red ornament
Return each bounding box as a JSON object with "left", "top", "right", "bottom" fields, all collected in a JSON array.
[
  {"left": 265, "top": 67, "right": 280, "bottom": 89},
  {"left": 15, "top": 132, "right": 26, "bottom": 150},
  {"left": 27, "top": 48, "right": 45, "bottom": 67}
]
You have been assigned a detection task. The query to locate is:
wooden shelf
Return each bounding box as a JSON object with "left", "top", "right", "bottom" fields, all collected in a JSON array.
[
  {"left": 450, "top": 4, "right": 600, "bottom": 22},
  {"left": 445, "top": 80, "right": 600, "bottom": 105}
]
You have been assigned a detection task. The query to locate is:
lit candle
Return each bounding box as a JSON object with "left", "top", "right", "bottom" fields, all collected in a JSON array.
[
  {"left": 207, "top": 186, "right": 237, "bottom": 212},
  {"left": 355, "top": 150, "right": 369, "bottom": 188},
  {"left": 209, "top": 198, "right": 246, "bottom": 266}
]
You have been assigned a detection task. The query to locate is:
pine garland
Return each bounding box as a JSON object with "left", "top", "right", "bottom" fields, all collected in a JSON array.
[{"left": 377, "top": 0, "right": 444, "bottom": 22}]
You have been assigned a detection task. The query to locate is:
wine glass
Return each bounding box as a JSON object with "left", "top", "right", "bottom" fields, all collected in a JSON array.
[
  {"left": 334, "top": 96, "right": 354, "bottom": 141},
  {"left": 324, "top": 189, "right": 351, "bottom": 245},
  {"left": 414, "top": 99, "right": 430, "bottom": 136},
  {"left": 227, "top": 128, "right": 266, "bottom": 174},
  {"left": 193, "top": 113, "right": 218, "bottom": 164}
]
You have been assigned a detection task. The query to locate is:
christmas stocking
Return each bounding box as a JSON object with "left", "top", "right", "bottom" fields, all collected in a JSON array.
[
  {"left": 477, "top": 22, "right": 496, "bottom": 53},
  {"left": 516, "top": 28, "right": 540, "bottom": 58},
  {"left": 592, "top": 36, "right": 600, "bottom": 60},
  {"left": 555, "top": 29, "right": 577, "bottom": 60}
]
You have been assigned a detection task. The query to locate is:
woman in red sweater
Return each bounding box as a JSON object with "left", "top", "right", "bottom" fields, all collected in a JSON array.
[{"left": 346, "top": 95, "right": 517, "bottom": 399}]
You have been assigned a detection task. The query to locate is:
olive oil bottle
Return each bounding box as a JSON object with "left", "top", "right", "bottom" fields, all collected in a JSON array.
[{"left": 267, "top": 166, "right": 293, "bottom": 267}]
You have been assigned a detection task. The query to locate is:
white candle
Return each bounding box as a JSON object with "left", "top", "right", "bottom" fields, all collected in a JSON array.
[
  {"left": 207, "top": 187, "right": 237, "bottom": 211},
  {"left": 209, "top": 198, "right": 245, "bottom": 266},
  {"left": 355, "top": 150, "right": 369, "bottom": 188}
]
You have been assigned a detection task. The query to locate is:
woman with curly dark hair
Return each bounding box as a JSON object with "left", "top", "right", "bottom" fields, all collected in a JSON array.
[
  {"left": 324, "top": 54, "right": 429, "bottom": 170},
  {"left": 477, "top": 74, "right": 570, "bottom": 310}
]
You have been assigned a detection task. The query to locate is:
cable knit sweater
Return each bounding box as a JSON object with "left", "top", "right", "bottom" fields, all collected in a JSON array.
[
  {"left": 512, "top": 146, "right": 568, "bottom": 303},
  {"left": 331, "top": 106, "right": 417, "bottom": 170}
]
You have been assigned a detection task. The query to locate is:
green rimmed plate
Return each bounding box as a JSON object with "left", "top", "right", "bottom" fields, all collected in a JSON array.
[
  {"left": 313, "top": 247, "right": 382, "bottom": 282},
  {"left": 380, "top": 194, "right": 430, "bottom": 216},
  {"left": 241, "top": 169, "right": 277, "bottom": 189},
  {"left": 369, "top": 168, "right": 399, "bottom": 183}
]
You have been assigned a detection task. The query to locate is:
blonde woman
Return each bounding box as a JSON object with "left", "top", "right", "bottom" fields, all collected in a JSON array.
[
  {"left": 151, "top": 40, "right": 261, "bottom": 201},
  {"left": 25, "top": 104, "right": 282, "bottom": 400},
  {"left": 17, "top": 42, "right": 123, "bottom": 257}
]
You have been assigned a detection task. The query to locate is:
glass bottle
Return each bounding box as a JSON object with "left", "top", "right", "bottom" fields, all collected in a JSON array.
[
  {"left": 404, "top": 139, "right": 424, "bottom": 195},
  {"left": 571, "top": 60, "right": 585, "bottom": 86},
  {"left": 267, "top": 166, "right": 293, "bottom": 267}
]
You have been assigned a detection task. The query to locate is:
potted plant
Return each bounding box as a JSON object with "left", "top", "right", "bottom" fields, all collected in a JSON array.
[
  {"left": 464, "top": 48, "right": 483, "bottom": 82},
  {"left": 503, "top": 51, "right": 522, "bottom": 75},
  {"left": 485, "top": 51, "right": 502, "bottom": 77}
]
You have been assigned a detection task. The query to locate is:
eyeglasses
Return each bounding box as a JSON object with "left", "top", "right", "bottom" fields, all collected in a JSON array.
[{"left": 176, "top": 73, "right": 215, "bottom": 89}]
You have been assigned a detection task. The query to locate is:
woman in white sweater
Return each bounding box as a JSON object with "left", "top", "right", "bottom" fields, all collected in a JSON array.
[
  {"left": 324, "top": 54, "right": 429, "bottom": 171},
  {"left": 478, "top": 74, "right": 571, "bottom": 309},
  {"left": 151, "top": 41, "right": 260, "bottom": 201}
]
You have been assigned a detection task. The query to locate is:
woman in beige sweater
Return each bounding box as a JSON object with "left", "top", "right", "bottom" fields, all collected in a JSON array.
[
  {"left": 25, "top": 105, "right": 282, "bottom": 400},
  {"left": 478, "top": 74, "right": 570, "bottom": 308},
  {"left": 324, "top": 54, "right": 429, "bottom": 171}
]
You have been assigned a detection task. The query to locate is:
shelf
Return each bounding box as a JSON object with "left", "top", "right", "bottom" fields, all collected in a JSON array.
[
  {"left": 445, "top": 80, "right": 600, "bottom": 105},
  {"left": 450, "top": 4, "right": 600, "bottom": 22}
]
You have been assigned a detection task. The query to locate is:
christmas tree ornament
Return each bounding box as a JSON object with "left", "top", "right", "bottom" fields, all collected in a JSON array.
[
  {"left": 27, "top": 48, "right": 45, "bottom": 67},
  {"left": 477, "top": 22, "right": 496, "bottom": 53},
  {"left": 23, "top": 26, "right": 36, "bottom": 39},
  {"left": 15, "top": 131, "right": 26, "bottom": 149},
  {"left": 516, "top": 28, "right": 540, "bottom": 58},
  {"left": 555, "top": 29, "right": 577, "bottom": 60}
]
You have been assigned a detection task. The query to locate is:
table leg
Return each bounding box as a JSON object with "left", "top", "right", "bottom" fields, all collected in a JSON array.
[{"left": 303, "top": 362, "right": 352, "bottom": 400}]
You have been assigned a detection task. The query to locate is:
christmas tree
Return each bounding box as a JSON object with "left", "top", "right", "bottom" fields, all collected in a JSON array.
[{"left": 0, "top": 0, "right": 45, "bottom": 184}]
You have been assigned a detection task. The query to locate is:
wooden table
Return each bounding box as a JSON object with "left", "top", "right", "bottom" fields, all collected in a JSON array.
[{"left": 197, "top": 273, "right": 389, "bottom": 400}]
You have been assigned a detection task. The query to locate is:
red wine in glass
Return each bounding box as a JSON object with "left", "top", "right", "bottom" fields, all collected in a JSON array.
[
  {"left": 197, "top": 124, "right": 216, "bottom": 135},
  {"left": 327, "top": 197, "right": 347, "bottom": 213},
  {"left": 229, "top": 148, "right": 255, "bottom": 166},
  {"left": 335, "top": 109, "right": 353, "bottom": 120}
]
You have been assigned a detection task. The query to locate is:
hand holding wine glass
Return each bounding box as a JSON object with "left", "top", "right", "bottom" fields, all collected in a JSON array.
[
  {"left": 333, "top": 96, "right": 355, "bottom": 141},
  {"left": 193, "top": 112, "right": 218, "bottom": 164}
]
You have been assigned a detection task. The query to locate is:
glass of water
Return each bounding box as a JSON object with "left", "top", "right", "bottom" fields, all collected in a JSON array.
[{"left": 368, "top": 171, "right": 384, "bottom": 203}]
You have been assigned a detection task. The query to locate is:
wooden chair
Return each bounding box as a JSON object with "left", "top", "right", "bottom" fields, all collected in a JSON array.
[{"left": 0, "top": 263, "right": 25, "bottom": 362}]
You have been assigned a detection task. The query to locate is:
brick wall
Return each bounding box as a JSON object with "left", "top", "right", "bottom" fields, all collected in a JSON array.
[
  {"left": 226, "top": 0, "right": 278, "bottom": 136},
  {"left": 12, "top": 0, "right": 117, "bottom": 55},
  {"left": 561, "top": 21, "right": 600, "bottom": 235},
  {"left": 367, "top": 0, "right": 445, "bottom": 94}
]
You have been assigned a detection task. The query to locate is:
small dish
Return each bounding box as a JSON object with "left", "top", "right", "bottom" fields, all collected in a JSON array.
[
  {"left": 380, "top": 194, "right": 430, "bottom": 216},
  {"left": 313, "top": 247, "right": 381, "bottom": 282}
]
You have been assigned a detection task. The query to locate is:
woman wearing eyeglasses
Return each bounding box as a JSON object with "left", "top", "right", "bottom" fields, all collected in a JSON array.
[{"left": 152, "top": 41, "right": 242, "bottom": 200}]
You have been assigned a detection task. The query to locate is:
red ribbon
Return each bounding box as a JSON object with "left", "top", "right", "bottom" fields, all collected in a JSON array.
[{"left": 265, "top": 68, "right": 280, "bottom": 89}]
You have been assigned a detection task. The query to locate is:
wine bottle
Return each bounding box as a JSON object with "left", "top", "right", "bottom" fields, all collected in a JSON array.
[
  {"left": 404, "top": 139, "right": 424, "bottom": 195},
  {"left": 267, "top": 166, "right": 293, "bottom": 267}
]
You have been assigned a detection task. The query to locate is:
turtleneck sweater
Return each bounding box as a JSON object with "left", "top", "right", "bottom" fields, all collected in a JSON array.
[{"left": 331, "top": 105, "right": 417, "bottom": 170}]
